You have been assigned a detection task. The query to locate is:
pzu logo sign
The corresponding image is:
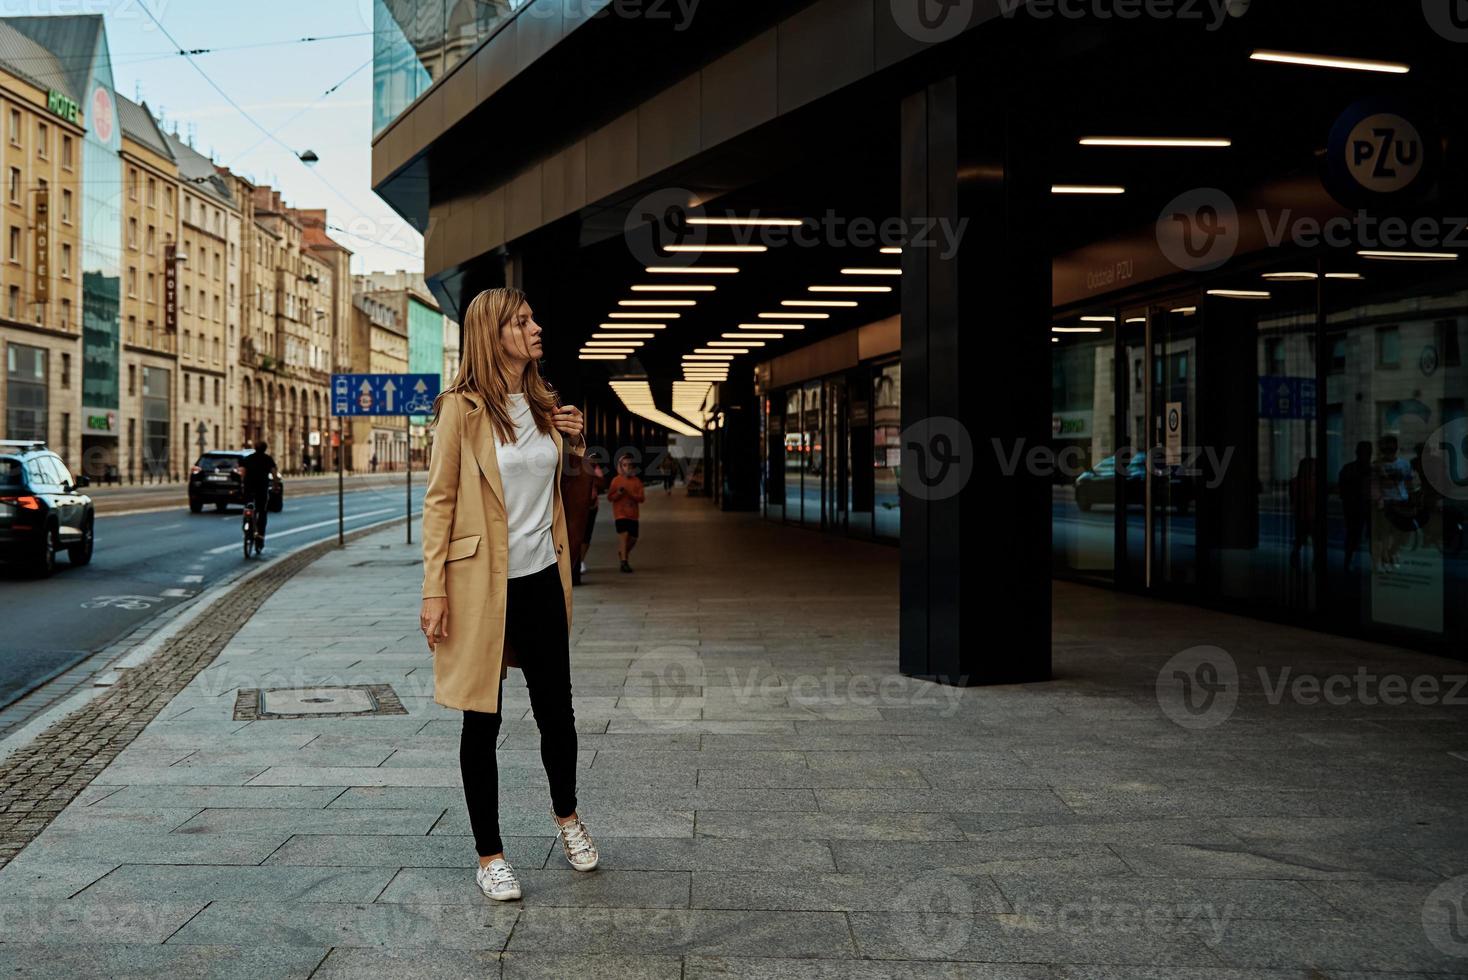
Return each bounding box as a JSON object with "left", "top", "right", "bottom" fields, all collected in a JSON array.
[{"left": 1326, "top": 101, "right": 1437, "bottom": 206}]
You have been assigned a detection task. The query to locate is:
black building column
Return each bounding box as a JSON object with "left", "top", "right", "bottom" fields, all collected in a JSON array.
[{"left": 899, "top": 71, "right": 1052, "bottom": 685}]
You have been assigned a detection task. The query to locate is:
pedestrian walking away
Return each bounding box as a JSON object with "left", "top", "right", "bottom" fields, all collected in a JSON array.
[
  {"left": 419, "top": 287, "right": 599, "bottom": 903},
  {"left": 241, "top": 440, "right": 278, "bottom": 549},
  {"left": 609, "top": 452, "right": 646, "bottom": 573}
]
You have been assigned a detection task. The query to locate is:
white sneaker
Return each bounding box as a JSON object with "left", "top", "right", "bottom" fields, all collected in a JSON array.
[
  {"left": 554, "top": 812, "right": 599, "bottom": 871},
  {"left": 476, "top": 858, "right": 522, "bottom": 901},
  {"left": 579, "top": 560, "right": 587, "bottom": 574}
]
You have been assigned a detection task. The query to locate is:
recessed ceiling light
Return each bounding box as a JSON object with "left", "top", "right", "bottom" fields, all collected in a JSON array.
[
  {"left": 1051, "top": 326, "right": 1104, "bottom": 333},
  {"left": 809, "top": 285, "right": 892, "bottom": 293},
  {"left": 586, "top": 340, "right": 644, "bottom": 346},
  {"left": 687, "top": 217, "right": 803, "bottom": 227},
  {"left": 739, "top": 323, "right": 804, "bottom": 330},
  {"left": 726, "top": 332, "right": 782, "bottom": 339},
  {"left": 594, "top": 333, "right": 654, "bottom": 339},
  {"left": 880, "top": 247, "right": 903, "bottom": 255},
  {"left": 619, "top": 300, "right": 697, "bottom": 306},
  {"left": 1125, "top": 316, "right": 1146, "bottom": 323},
  {"left": 759, "top": 312, "right": 829, "bottom": 319},
  {"left": 782, "top": 300, "right": 858, "bottom": 308},
  {"left": 1079, "top": 137, "right": 1232, "bottom": 147},
  {"left": 1324, "top": 272, "right": 1364, "bottom": 280},
  {"left": 579, "top": 354, "right": 627, "bottom": 360},
  {"left": 709, "top": 340, "right": 763, "bottom": 347},
  {"left": 599, "top": 323, "right": 666, "bottom": 330},
  {"left": 1207, "top": 289, "right": 1271, "bottom": 298},
  {"left": 1079, "top": 315, "right": 1117, "bottom": 322},
  {"left": 1171, "top": 306, "right": 1197, "bottom": 314},
  {"left": 664, "top": 244, "right": 768, "bottom": 253},
  {"left": 1261, "top": 272, "right": 1318, "bottom": 281},
  {"left": 646, "top": 266, "right": 740, "bottom": 274},
  {"left": 685, "top": 354, "right": 734, "bottom": 360},
  {"left": 1249, "top": 49, "right": 1409, "bottom": 74},
  {"left": 609, "top": 312, "right": 680, "bottom": 319},
  {"left": 630, "top": 284, "right": 716, "bottom": 292},
  {"left": 840, "top": 267, "right": 902, "bottom": 276},
  {"left": 1052, "top": 185, "right": 1126, "bottom": 195},
  {"left": 1357, "top": 250, "right": 1458, "bottom": 261}
]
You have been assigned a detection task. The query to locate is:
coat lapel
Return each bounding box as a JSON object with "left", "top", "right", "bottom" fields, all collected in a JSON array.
[{"left": 459, "top": 393, "right": 506, "bottom": 511}]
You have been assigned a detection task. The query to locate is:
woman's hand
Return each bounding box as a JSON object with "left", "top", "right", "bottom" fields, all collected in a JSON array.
[
  {"left": 553, "top": 404, "right": 585, "bottom": 447},
  {"left": 420, "top": 597, "right": 449, "bottom": 652}
]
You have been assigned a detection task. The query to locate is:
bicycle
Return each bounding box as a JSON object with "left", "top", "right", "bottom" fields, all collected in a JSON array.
[{"left": 242, "top": 500, "right": 263, "bottom": 558}]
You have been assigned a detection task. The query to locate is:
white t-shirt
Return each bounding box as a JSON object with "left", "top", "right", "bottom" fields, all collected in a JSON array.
[{"left": 497, "top": 393, "right": 558, "bottom": 578}]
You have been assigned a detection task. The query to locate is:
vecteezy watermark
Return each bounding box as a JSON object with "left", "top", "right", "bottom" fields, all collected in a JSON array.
[
  {"left": 893, "top": 872, "right": 977, "bottom": 957},
  {"left": 1255, "top": 668, "right": 1468, "bottom": 708},
  {"left": 1156, "top": 645, "right": 1239, "bottom": 730},
  {"left": 579, "top": 0, "right": 701, "bottom": 29},
  {"left": 901, "top": 416, "right": 973, "bottom": 501},
  {"left": 623, "top": 644, "right": 706, "bottom": 730},
  {"left": 890, "top": 0, "right": 977, "bottom": 43},
  {"left": 1422, "top": 0, "right": 1468, "bottom": 42},
  {"left": 1003, "top": 897, "right": 1235, "bottom": 945},
  {"left": 1423, "top": 417, "right": 1468, "bottom": 502},
  {"left": 623, "top": 187, "right": 967, "bottom": 266},
  {"left": 1156, "top": 187, "right": 1241, "bottom": 272},
  {"left": 1423, "top": 874, "right": 1468, "bottom": 958},
  {"left": 996, "top": 0, "right": 1250, "bottom": 30},
  {"left": 993, "top": 440, "right": 1235, "bottom": 489}
]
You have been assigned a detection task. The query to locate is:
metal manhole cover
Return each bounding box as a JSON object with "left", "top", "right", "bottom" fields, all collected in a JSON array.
[{"left": 233, "top": 683, "right": 408, "bottom": 720}]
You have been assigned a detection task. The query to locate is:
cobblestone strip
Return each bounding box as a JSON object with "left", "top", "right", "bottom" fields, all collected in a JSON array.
[{"left": 0, "top": 521, "right": 406, "bottom": 868}]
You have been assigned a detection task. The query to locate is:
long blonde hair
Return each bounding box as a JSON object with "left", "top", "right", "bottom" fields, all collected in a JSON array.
[{"left": 432, "top": 287, "right": 557, "bottom": 445}]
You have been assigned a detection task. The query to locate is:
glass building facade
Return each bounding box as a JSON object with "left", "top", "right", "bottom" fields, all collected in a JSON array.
[{"left": 79, "top": 39, "right": 120, "bottom": 472}]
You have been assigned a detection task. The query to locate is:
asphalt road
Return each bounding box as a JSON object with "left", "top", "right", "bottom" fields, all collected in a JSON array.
[{"left": 0, "top": 481, "right": 426, "bottom": 709}]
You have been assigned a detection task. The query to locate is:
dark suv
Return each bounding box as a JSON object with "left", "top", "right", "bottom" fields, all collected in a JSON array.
[
  {"left": 0, "top": 441, "right": 94, "bottom": 576},
  {"left": 188, "top": 450, "right": 283, "bottom": 513}
]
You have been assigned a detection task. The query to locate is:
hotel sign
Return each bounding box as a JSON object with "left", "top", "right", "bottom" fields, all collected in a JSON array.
[
  {"left": 46, "top": 90, "right": 79, "bottom": 124},
  {"left": 163, "top": 243, "right": 177, "bottom": 333},
  {"left": 33, "top": 188, "right": 48, "bottom": 304}
]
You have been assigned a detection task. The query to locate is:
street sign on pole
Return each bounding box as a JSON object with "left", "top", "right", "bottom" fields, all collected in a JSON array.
[
  {"left": 330, "top": 374, "right": 440, "bottom": 547},
  {"left": 331, "top": 373, "right": 440, "bottom": 417}
]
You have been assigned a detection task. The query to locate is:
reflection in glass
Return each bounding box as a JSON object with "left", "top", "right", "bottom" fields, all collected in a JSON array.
[
  {"left": 873, "top": 363, "right": 901, "bottom": 540},
  {"left": 1052, "top": 317, "right": 1115, "bottom": 578}
]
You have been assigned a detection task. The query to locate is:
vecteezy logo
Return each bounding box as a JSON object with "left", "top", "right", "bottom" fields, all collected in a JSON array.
[
  {"left": 900, "top": 416, "right": 973, "bottom": 501},
  {"left": 1156, "top": 188, "right": 1239, "bottom": 272},
  {"left": 1423, "top": 874, "right": 1468, "bottom": 957},
  {"left": 890, "top": 0, "right": 974, "bottom": 44},
  {"left": 624, "top": 187, "right": 706, "bottom": 268},
  {"left": 623, "top": 645, "right": 705, "bottom": 730},
  {"left": 1423, "top": 417, "right": 1468, "bottom": 502},
  {"left": 1423, "top": 0, "right": 1468, "bottom": 42},
  {"left": 1156, "top": 645, "right": 1239, "bottom": 730},
  {"left": 894, "top": 872, "right": 975, "bottom": 958}
]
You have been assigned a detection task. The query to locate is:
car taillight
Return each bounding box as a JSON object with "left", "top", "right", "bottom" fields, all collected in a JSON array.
[{"left": 0, "top": 495, "right": 41, "bottom": 510}]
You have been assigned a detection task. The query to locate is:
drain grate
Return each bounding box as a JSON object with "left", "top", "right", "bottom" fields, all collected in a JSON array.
[{"left": 233, "top": 683, "right": 408, "bottom": 720}]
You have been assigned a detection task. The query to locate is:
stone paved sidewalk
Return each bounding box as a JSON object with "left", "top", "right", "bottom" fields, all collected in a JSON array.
[{"left": 0, "top": 493, "right": 1465, "bottom": 978}]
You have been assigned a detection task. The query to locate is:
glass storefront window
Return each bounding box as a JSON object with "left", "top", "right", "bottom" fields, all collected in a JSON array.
[
  {"left": 783, "top": 388, "right": 801, "bottom": 521},
  {"left": 873, "top": 363, "right": 901, "bottom": 540},
  {"left": 801, "top": 382, "right": 823, "bottom": 529},
  {"left": 6, "top": 343, "right": 47, "bottom": 442},
  {"left": 1052, "top": 314, "right": 1115, "bottom": 578}
]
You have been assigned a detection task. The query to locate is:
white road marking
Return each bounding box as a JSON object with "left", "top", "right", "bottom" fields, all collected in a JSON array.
[
  {"left": 181, "top": 575, "right": 203, "bottom": 583},
  {"left": 161, "top": 588, "right": 194, "bottom": 598},
  {"left": 203, "top": 508, "right": 398, "bottom": 555},
  {"left": 154, "top": 523, "right": 182, "bottom": 531}
]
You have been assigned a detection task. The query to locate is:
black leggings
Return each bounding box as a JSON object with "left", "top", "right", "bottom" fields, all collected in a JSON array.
[{"left": 460, "top": 562, "right": 577, "bottom": 858}]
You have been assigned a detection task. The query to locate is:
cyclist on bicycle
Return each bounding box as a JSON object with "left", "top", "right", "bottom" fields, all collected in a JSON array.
[{"left": 242, "top": 440, "right": 278, "bottom": 549}]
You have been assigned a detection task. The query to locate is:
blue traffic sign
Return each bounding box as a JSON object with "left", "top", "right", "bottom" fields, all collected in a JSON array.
[{"left": 332, "top": 373, "right": 441, "bottom": 417}]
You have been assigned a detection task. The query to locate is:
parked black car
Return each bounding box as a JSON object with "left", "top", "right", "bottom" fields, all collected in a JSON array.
[
  {"left": 188, "top": 450, "right": 283, "bottom": 513},
  {"left": 0, "top": 440, "right": 94, "bottom": 576},
  {"left": 1074, "top": 447, "right": 1193, "bottom": 514}
]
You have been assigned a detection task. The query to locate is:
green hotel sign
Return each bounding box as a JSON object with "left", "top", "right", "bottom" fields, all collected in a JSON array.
[{"left": 46, "top": 90, "right": 79, "bottom": 124}]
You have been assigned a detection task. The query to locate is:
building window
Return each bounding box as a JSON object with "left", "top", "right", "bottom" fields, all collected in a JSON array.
[
  {"left": 60, "top": 242, "right": 70, "bottom": 278},
  {"left": 183, "top": 373, "right": 190, "bottom": 402},
  {"left": 128, "top": 167, "right": 138, "bottom": 200},
  {"left": 6, "top": 343, "right": 46, "bottom": 441},
  {"left": 128, "top": 363, "right": 136, "bottom": 395},
  {"left": 127, "top": 315, "right": 136, "bottom": 344},
  {"left": 1376, "top": 326, "right": 1401, "bottom": 369},
  {"left": 147, "top": 271, "right": 156, "bottom": 304},
  {"left": 127, "top": 266, "right": 137, "bottom": 297},
  {"left": 59, "top": 297, "right": 70, "bottom": 329},
  {"left": 61, "top": 134, "right": 72, "bottom": 170},
  {"left": 146, "top": 225, "right": 155, "bottom": 255},
  {"left": 164, "top": 186, "right": 173, "bottom": 214},
  {"left": 60, "top": 352, "right": 69, "bottom": 388},
  {"left": 127, "top": 217, "right": 138, "bottom": 249},
  {"left": 183, "top": 196, "right": 191, "bottom": 224},
  {"left": 35, "top": 121, "right": 46, "bottom": 158},
  {"left": 183, "top": 284, "right": 191, "bottom": 312},
  {"left": 6, "top": 285, "right": 16, "bottom": 318},
  {"left": 7, "top": 168, "right": 17, "bottom": 204},
  {"left": 61, "top": 188, "right": 71, "bottom": 224},
  {"left": 145, "top": 319, "right": 155, "bottom": 346},
  {"left": 1436, "top": 318, "right": 1462, "bottom": 368},
  {"left": 8, "top": 226, "right": 18, "bottom": 262},
  {"left": 214, "top": 378, "right": 220, "bottom": 405},
  {"left": 147, "top": 177, "right": 156, "bottom": 207},
  {"left": 7, "top": 108, "right": 18, "bottom": 146}
]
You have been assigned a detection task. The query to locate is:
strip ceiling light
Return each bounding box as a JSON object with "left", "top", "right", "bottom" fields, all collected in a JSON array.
[
  {"left": 1262, "top": 272, "right": 1318, "bottom": 281},
  {"left": 782, "top": 300, "right": 858, "bottom": 308},
  {"left": 1206, "top": 289, "right": 1271, "bottom": 298},
  {"left": 594, "top": 332, "right": 654, "bottom": 339},
  {"left": 759, "top": 312, "right": 829, "bottom": 319},
  {"left": 708, "top": 340, "right": 763, "bottom": 347},
  {"left": 841, "top": 267, "right": 902, "bottom": 276},
  {"left": 1052, "top": 185, "right": 1126, "bottom": 195},
  {"left": 579, "top": 354, "right": 626, "bottom": 360},
  {"left": 809, "top": 285, "right": 892, "bottom": 293},
  {"left": 695, "top": 348, "right": 741, "bottom": 355},
  {"left": 740, "top": 323, "right": 804, "bottom": 330},
  {"left": 1051, "top": 327, "right": 1103, "bottom": 333},
  {"left": 618, "top": 300, "right": 696, "bottom": 306},
  {"left": 609, "top": 312, "right": 680, "bottom": 319},
  {"left": 880, "top": 247, "right": 902, "bottom": 254},
  {"left": 1325, "top": 272, "right": 1364, "bottom": 279},
  {"left": 1079, "top": 136, "right": 1231, "bottom": 147},
  {"left": 672, "top": 381, "right": 716, "bottom": 430},
  {"left": 631, "top": 284, "right": 716, "bottom": 292},
  {"left": 600, "top": 323, "right": 666, "bottom": 330},
  {"left": 1357, "top": 250, "right": 1458, "bottom": 261},
  {"left": 726, "top": 332, "right": 783, "bottom": 339},
  {"left": 1249, "top": 49, "right": 1409, "bottom": 74},
  {"left": 685, "top": 354, "right": 734, "bottom": 360},
  {"left": 608, "top": 380, "right": 701, "bottom": 437},
  {"left": 1079, "top": 315, "right": 1117, "bottom": 322},
  {"left": 646, "top": 266, "right": 739, "bottom": 274},
  {"left": 687, "top": 217, "right": 803, "bottom": 226},
  {"left": 586, "top": 340, "right": 644, "bottom": 346},
  {"left": 664, "top": 244, "right": 767, "bottom": 253}
]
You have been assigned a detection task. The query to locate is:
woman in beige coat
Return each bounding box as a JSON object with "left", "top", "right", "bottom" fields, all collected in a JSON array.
[{"left": 419, "top": 287, "right": 597, "bottom": 901}]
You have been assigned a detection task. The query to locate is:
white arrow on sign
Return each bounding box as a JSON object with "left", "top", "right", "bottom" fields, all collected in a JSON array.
[
  {"left": 383, "top": 379, "right": 397, "bottom": 412},
  {"left": 414, "top": 378, "right": 427, "bottom": 394}
]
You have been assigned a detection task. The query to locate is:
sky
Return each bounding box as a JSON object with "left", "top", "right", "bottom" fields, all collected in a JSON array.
[{"left": 102, "top": 0, "right": 421, "bottom": 275}]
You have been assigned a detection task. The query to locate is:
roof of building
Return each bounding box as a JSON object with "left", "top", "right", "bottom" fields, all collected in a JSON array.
[
  {"left": 117, "top": 94, "right": 174, "bottom": 162},
  {"left": 0, "top": 15, "right": 103, "bottom": 104},
  {"left": 296, "top": 209, "right": 349, "bottom": 254},
  {"left": 164, "top": 129, "right": 235, "bottom": 210}
]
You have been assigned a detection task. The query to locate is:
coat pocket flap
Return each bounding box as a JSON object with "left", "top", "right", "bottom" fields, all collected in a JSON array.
[{"left": 446, "top": 534, "right": 481, "bottom": 562}]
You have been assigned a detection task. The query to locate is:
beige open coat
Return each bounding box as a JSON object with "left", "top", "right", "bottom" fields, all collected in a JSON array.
[{"left": 420, "top": 389, "right": 580, "bottom": 714}]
